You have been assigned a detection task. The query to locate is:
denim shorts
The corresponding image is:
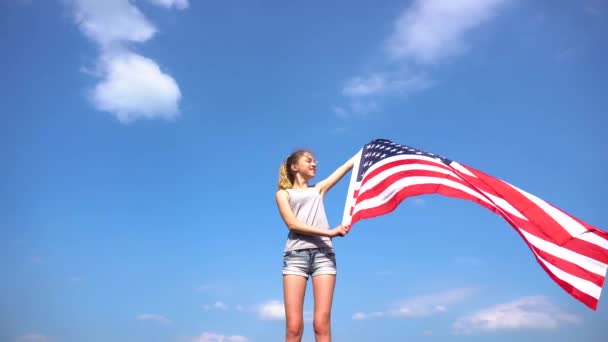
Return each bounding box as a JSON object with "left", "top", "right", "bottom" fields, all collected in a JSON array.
[{"left": 282, "top": 247, "right": 337, "bottom": 278}]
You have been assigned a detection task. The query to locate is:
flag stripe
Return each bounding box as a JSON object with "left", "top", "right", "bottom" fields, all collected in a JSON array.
[
  {"left": 535, "top": 252, "right": 602, "bottom": 299},
  {"left": 343, "top": 139, "right": 608, "bottom": 310},
  {"left": 350, "top": 169, "right": 607, "bottom": 285}
]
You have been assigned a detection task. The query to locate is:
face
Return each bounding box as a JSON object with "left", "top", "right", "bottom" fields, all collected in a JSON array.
[{"left": 291, "top": 152, "right": 317, "bottom": 179}]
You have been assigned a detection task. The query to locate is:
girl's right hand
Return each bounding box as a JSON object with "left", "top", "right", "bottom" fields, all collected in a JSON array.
[{"left": 330, "top": 224, "right": 350, "bottom": 237}]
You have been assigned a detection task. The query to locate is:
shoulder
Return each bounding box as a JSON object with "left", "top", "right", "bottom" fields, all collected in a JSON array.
[{"left": 276, "top": 189, "right": 290, "bottom": 200}]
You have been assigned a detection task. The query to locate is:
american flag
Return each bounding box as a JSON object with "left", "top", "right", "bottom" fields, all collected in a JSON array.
[{"left": 342, "top": 138, "right": 608, "bottom": 310}]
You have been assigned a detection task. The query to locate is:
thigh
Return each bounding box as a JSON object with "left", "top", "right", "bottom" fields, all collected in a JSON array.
[
  {"left": 312, "top": 274, "right": 336, "bottom": 315},
  {"left": 283, "top": 275, "right": 308, "bottom": 322}
]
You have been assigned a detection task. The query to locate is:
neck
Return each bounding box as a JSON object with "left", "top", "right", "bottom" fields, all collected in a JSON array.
[{"left": 292, "top": 174, "right": 309, "bottom": 190}]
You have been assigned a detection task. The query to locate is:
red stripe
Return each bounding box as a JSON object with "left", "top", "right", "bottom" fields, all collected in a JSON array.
[
  {"left": 351, "top": 183, "right": 499, "bottom": 226},
  {"left": 531, "top": 245, "right": 605, "bottom": 287},
  {"left": 453, "top": 164, "right": 574, "bottom": 245},
  {"left": 354, "top": 166, "right": 608, "bottom": 264},
  {"left": 361, "top": 158, "right": 455, "bottom": 188},
  {"left": 450, "top": 164, "right": 608, "bottom": 264},
  {"left": 508, "top": 214, "right": 608, "bottom": 265},
  {"left": 355, "top": 169, "right": 469, "bottom": 204},
  {"left": 531, "top": 252, "right": 599, "bottom": 310}
]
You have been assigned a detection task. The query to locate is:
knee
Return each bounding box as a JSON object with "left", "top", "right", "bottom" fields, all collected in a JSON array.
[
  {"left": 286, "top": 320, "right": 303, "bottom": 338},
  {"left": 313, "top": 311, "right": 331, "bottom": 335}
]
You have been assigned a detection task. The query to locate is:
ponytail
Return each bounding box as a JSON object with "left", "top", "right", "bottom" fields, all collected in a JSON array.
[{"left": 278, "top": 162, "right": 293, "bottom": 190}]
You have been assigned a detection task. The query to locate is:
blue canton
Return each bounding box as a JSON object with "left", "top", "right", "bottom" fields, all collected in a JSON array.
[{"left": 356, "top": 139, "right": 452, "bottom": 182}]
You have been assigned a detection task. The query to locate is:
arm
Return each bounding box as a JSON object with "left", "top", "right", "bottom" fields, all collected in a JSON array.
[
  {"left": 315, "top": 153, "right": 357, "bottom": 196},
  {"left": 275, "top": 190, "right": 346, "bottom": 237}
]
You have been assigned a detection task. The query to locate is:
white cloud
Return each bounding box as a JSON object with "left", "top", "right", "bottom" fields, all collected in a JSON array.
[
  {"left": 136, "top": 313, "right": 172, "bottom": 324},
  {"left": 203, "top": 301, "right": 229, "bottom": 311},
  {"left": 342, "top": 74, "right": 389, "bottom": 97},
  {"left": 92, "top": 52, "right": 181, "bottom": 123},
  {"left": 335, "top": 0, "right": 509, "bottom": 119},
  {"left": 386, "top": 0, "right": 507, "bottom": 64},
  {"left": 147, "top": 0, "right": 190, "bottom": 10},
  {"left": 353, "top": 311, "right": 384, "bottom": 320},
  {"left": 258, "top": 300, "right": 285, "bottom": 320},
  {"left": 452, "top": 296, "right": 581, "bottom": 335},
  {"left": 342, "top": 72, "right": 432, "bottom": 98},
  {"left": 68, "top": 0, "right": 156, "bottom": 47},
  {"left": 236, "top": 304, "right": 244, "bottom": 312},
  {"left": 353, "top": 288, "right": 477, "bottom": 320},
  {"left": 191, "top": 332, "right": 249, "bottom": 342},
  {"left": 15, "top": 334, "right": 49, "bottom": 342},
  {"left": 193, "top": 332, "right": 250, "bottom": 342},
  {"left": 65, "top": 0, "right": 184, "bottom": 123}
]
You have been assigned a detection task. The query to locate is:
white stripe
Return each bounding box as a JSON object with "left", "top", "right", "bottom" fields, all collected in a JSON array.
[
  {"left": 450, "top": 161, "right": 477, "bottom": 177},
  {"left": 519, "top": 229, "right": 607, "bottom": 276},
  {"left": 358, "top": 163, "right": 459, "bottom": 194},
  {"left": 513, "top": 185, "right": 588, "bottom": 238},
  {"left": 535, "top": 252, "right": 602, "bottom": 300},
  {"left": 359, "top": 164, "right": 528, "bottom": 221},
  {"left": 342, "top": 149, "right": 362, "bottom": 226},
  {"left": 481, "top": 191, "right": 527, "bottom": 221},
  {"left": 362, "top": 154, "right": 447, "bottom": 178},
  {"left": 577, "top": 231, "right": 608, "bottom": 250},
  {"left": 352, "top": 176, "right": 495, "bottom": 215}
]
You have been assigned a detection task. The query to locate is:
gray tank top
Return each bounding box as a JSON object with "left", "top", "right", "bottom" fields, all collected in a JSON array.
[{"left": 284, "top": 187, "right": 334, "bottom": 252}]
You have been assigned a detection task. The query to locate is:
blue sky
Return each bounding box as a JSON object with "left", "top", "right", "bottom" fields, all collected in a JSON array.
[{"left": 2, "top": 0, "right": 607, "bottom": 341}]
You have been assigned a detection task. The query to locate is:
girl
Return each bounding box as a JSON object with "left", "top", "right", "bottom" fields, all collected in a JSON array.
[{"left": 275, "top": 150, "right": 355, "bottom": 342}]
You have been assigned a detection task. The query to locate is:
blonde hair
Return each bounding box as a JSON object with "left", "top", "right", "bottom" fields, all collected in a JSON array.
[{"left": 278, "top": 150, "right": 310, "bottom": 190}]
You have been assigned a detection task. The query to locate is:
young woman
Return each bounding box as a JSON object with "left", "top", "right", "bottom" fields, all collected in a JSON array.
[{"left": 275, "top": 150, "right": 355, "bottom": 342}]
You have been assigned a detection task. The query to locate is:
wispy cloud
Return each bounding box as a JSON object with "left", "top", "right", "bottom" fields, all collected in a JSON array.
[
  {"left": 335, "top": 0, "right": 509, "bottom": 119},
  {"left": 136, "top": 313, "right": 172, "bottom": 324},
  {"left": 195, "top": 284, "right": 212, "bottom": 292},
  {"left": 583, "top": 1, "right": 604, "bottom": 17},
  {"left": 15, "top": 334, "right": 49, "bottom": 342},
  {"left": 203, "top": 301, "right": 229, "bottom": 311},
  {"left": 386, "top": 0, "right": 507, "bottom": 64},
  {"left": 342, "top": 72, "right": 432, "bottom": 98},
  {"left": 452, "top": 296, "right": 581, "bottom": 335},
  {"left": 147, "top": 0, "right": 189, "bottom": 10},
  {"left": 192, "top": 332, "right": 250, "bottom": 342},
  {"left": 258, "top": 300, "right": 285, "bottom": 320},
  {"left": 64, "top": 0, "right": 188, "bottom": 123},
  {"left": 411, "top": 198, "right": 426, "bottom": 206},
  {"left": 353, "top": 287, "right": 477, "bottom": 320}
]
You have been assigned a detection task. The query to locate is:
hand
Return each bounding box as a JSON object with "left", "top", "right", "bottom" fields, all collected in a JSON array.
[{"left": 330, "top": 224, "right": 350, "bottom": 237}]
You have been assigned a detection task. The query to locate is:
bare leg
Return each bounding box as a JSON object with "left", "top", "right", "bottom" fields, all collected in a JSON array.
[
  {"left": 283, "top": 275, "right": 307, "bottom": 342},
  {"left": 312, "top": 275, "right": 336, "bottom": 342}
]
